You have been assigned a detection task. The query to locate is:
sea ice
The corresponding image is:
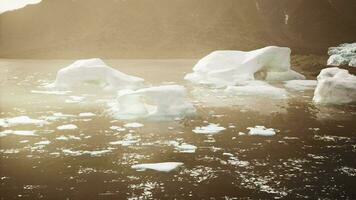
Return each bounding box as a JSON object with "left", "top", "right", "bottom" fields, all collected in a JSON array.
[
  {"left": 247, "top": 126, "right": 276, "bottom": 136},
  {"left": 170, "top": 141, "right": 197, "bottom": 153},
  {"left": 327, "top": 43, "right": 356, "bottom": 67},
  {"left": 131, "top": 162, "right": 183, "bottom": 172},
  {"left": 47, "top": 58, "right": 144, "bottom": 91},
  {"left": 193, "top": 123, "right": 226, "bottom": 135},
  {"left": 57, "top": 124, "right": 78, "bottom": 130},
  {"left": 185, "top": 46, "right": 305, "bottom": 87},
  {"left": 112, "top": 85, "right": 196, "bottom": 120},
  {"left": 0, "top": 130, "right": 37, "bottom": 137},
  {"left": 284, "top": 80, "right": 317, "bottom": 91},
  {"left": 313, "top": 67, "right": 356, "bottom": 104}
]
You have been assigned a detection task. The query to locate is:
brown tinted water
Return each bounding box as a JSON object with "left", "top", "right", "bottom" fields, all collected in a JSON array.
[{"left": 0, "top": 59, "right": 356, "bottom": 200}]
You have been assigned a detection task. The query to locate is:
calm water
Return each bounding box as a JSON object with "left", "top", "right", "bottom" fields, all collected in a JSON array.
[{"left": 0, "top": 59, "right": 356, "bottom": 200}]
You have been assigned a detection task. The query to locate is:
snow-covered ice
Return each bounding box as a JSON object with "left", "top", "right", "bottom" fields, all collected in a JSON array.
[
  {"left": 193, "top": 123, "right": 226, "bottom": 135},
  {"left": 313, "top": 67, "right": 356, "bottom": 104},
  {"left": 112, "top": 85, "right": 196, "bottom": 120},
  {"left": 284, "top": 80, "right": 317, "bottom": 91},
  {"left": 185, "top": 46, "right": 305, "bottom": 87},
  {"left": 47, "top": 58, "right": 144, "bottom": 91},
  {"left": 327, "top": 43, "right": 356, "bottom": 67},
  {"left": 169, "top": 141, "right": 197, "bottom": 153},
  {"left": 131, "top": 162, "right": 183, "bottom": 172},
  {"left": 0, "top": 0, "right": 42, "bottom": 14},
  {"left": 0, "top": 130, "right": 37, "bottom": 137},
  {"left": 247, "top": 126, "right": 276, "bottom": 136},
  {"left": 57, "top": 124, "right": 78, "bottom": 130}
]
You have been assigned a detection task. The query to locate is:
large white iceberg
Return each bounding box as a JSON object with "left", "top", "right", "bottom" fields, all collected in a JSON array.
[
  {"left": 111, "top": 85, "right": 196, "bottom": 120},
  {"left": 327, "top": 43, "right": 356, "bottom": 67},
  {"left": 48, "top": 58, "right": 144, "bottom": 91},
  {"left": 313, "top": 67, "right": 356, "bottom": 104},
  {"left": 185, "top": 46, "right": 305, "bottom": 87}
]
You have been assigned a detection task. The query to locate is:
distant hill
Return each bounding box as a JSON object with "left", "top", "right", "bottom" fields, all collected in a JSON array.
[{"left": 1, "top": 0, "right": 356, "bottom": 58}]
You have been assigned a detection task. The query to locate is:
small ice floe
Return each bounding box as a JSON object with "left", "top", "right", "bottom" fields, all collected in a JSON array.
[
  {"left": 44, "top": 112, "right": 76, "bottom": 121},
  {"left": 131, "top": 162, "right": 183, "bottom": 172},
  {"left": 0, "top": 130, "right": 37, "bottom": 137},
  {"left": 111, "top": 85, "right": 196, "bottom": 120},
  {"left": 31, "top": 90, "right": 71, "bottom": 95},
  {"left": 169, "top": 141, "right": 197, "bottom": 153},
  {"left": 185, "top": 46, "right": 305, "bottom": 87},
  {"left": 247, "top": 126, "right": 276, "bottom": 136},
  {"left": 109, "top": 126, "right": 126, "bottom": 131},
  {"left": 284, "top": 80, "right": 317, "bottom": 91},
  {"left": 337, "top": 166, "right": 356, "bottom": 176},
  {"left": 65, "top": 96, "right": 85, "bottom": 103},
  {"left": 78, "top": 112, "right": 96, "bottom": 117},
  {"left": 34, "top": 140, "right": 51, "bottom": 146},
  {"left": 313, "top": 67, "right": 356, "bottom": 104},
  {"left": 57, "top": 124, "right": 78, "bottom": 130},
  {"left": 47, "top": 58, "right": 144, "bottom": 91},
  {"left": 62, "top": 149, "right": 111, "bottom": 157},
  {"left": 123, "top": 122, "right": 144, "bottom": 128},
  {"left": 192, "top": 123, "right": 226, "bottom": 135},
  {"left": 0, "top": 116, "right": 47, "bottom": 127},
  {"left": 56, "top": 135, "right": 81, "bottom": 141},
  {"left": 109, "top": 133, "right": 139, "bottom": 146},
  {"left": 327, "top": 43, "right": 356, "bottom": 67}
]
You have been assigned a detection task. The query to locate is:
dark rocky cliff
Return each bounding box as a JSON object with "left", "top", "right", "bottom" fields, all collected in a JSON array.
[{"left": 0, "top": 0, "right": 355, "bottom": 58}]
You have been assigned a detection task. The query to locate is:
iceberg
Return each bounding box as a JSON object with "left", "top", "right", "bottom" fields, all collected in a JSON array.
[
  {"left": 313, "top": 67, "right": 356, "bottom": 104},
  {"left": 327, "top": 43, "right": 356, "bottom": 67},
  {"left": 57, "top": 124, "right": 78, "bottom": 130},
  {"left": 131, "top": 162, "right": 183, "bottom": 172},
  {"left": 185, "top": 46, "right": 305, "bottom": 87},
  {"left": 111, "top": 85, "right": 196, "bottom": 120},
  {"left": 48, "top": 58, "right": 144, "bottom": 91}
]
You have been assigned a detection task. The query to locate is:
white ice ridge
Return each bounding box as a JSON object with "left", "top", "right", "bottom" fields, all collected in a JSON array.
[
  {"left": 131, "top": 162, "right": 183, "bottom": 172},
  {"left": 112, "top": 85, "right": 196, "bottom": 120},
  {"left": 185, "top": 46, "right": 305, "bottom": 87},
  {"left": 47, "top": 58, "right": 144, "bottom": 91},
  {"left": 0, "top": 0, "right": 41, "bottom": 14},
  {"left": 327, "top": 43, "right": 356, "bottom": 67},
  {"left": 313, "top": 67, "right": 356, "bottom": 104},
  {"left": 247, "top": 126, "right": 276, "bottom": 136}
]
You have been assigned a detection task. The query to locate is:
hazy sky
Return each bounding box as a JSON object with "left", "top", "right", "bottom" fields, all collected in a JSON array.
[{"left": 0, "top": 0, "right": 41, "bottom": 14}]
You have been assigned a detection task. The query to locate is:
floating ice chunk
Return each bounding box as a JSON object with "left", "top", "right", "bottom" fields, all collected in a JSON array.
[
  {"left": 185, "top": 46, "right": 305, "bottom": 87},
  {"left": 1, "top": 116, "right": 47, "bottom": 127},
  {"left": 225, "top": 81, "right": 287, "bottom": 98},
  {"left": 34, "top": 140, "right": 51, "bottom": 145},
  {"left": 0, "top": 0, "right": 42, "bottom": 14},
  {"left": 247, "top": 126, "right": 276, "bottom": 136},
  {"left": 131, "top": 162, "right": 183, "bottom": 172},
  {"left": 57, "top": 124, "right": 78, "bottom": 130},
  {"left": 78, "top": 112, "right": 96, "bottom": 117},
  {"left": 48, "top": 58, "right": 144, "bottom": 91},
  {"left": 327, "top": 43, "right": 356, "bottom": 67},
  {"left": 193, "top": 123, "right": 226, "bottom": 135},
  {"left": 31, "top": 90, "right": 71, "bottom": 95},
  {"left": 0, "top": 130, "right": 37, "bottom": 137},
  {"left": 284, "top": 80, "right": 317, "bottom": 91},
  {"left": 56, "top": 135, "right": 69, "bottom": 140},
  {"left": 123, "top": 122, "right": 144, "bottom": 128},
  {"left": 313, "top": 67, "right": 356, "bottom": 104},
  {"left": 109, "top": 139, "right": 139, "bottom": 146},
  {"left": 112, "top": 85, "right": 196, "bottom": 120},
  {"left": 62, "top": 149, "right": 111, "bottom": 157},
  {"left": 109, "top": 126, "right": 126, "bottom": 131},
  {"left": 170, "top": 141, "right": 197, "bottom": 153}
]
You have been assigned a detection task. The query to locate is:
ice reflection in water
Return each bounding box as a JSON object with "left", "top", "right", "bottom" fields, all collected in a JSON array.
[{"left": 0, "top": 59, "right": 355, "bottom": 199}]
